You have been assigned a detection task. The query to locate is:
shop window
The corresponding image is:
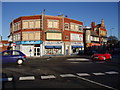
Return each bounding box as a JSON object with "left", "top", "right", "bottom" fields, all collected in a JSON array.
[{"left": 45, "top": 48, "right": 62, "bottom": 55}]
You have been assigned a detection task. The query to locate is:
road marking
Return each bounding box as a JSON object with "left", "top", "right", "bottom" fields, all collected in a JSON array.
[
  {"left": 41, "top": 75, "right": 56, "bottom": 79},
  {"left": 76, "top": 76, "right": 117, "bottom": 90},
  {"left": 77, "top": 73, "right": 90, "bottom": 76},
  {"left": 0, "top": 77, "right": 13, "bottom": 81},
  {"left": 67, "top": 58, "right": 90, "bottom": 61},
  {"left": 19, "top": 76, "right": 35, "bottom": 81},
  {"left": 70, "top": 62, "right": 80, "bottom": 63},
  {"left": 8, "top": 77, "right": 13, "bottom": 81},
  {"left": 93, "top": 72, "right": 105, "bottom": 76},
  {"left": 105, "top": 71, "right": 119, "bottom": 75},
  {"left": 60, "top": 74, "right": 76, "bottom": 78}
]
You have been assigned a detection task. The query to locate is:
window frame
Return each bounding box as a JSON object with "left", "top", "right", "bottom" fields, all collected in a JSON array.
[
  {"left": 64, "top": 23, "right": 69, "bottom": 30},
  {"left": 47, "top": 19, "right": 59, "bottom": 29}
]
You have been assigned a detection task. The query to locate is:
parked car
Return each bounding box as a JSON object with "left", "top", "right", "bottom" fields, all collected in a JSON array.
[
  {"left": 91, "top": 51, "right": 112, "bottom": 61},
  {"left": 0, "top": 50, "right": 26, "bottom": 65}
]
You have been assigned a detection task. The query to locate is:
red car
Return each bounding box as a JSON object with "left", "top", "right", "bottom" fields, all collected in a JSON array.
[{"left": 91, "top": 51, "right": 112, "bottom": 60}]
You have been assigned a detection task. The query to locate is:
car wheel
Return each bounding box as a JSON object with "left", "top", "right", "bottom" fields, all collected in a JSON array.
[
  {"left": 103, "top": 57, "right": 106, "bottom": 60},
  {"left": 110, "top": 56, "right": 112, "bottom": 59},
  {"left": 17, "top": 59, "right": 23, "bottom": 65}
]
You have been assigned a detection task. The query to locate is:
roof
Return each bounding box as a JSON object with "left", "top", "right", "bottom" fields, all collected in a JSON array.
[{"left": 91, "top": 31, "right": 99, "bottom": 37}]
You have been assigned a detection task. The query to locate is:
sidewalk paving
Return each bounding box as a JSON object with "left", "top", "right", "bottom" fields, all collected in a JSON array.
[
  {"left": 26, "top": 54, "right": 120, "bottom": 65},
  {"left": 26, "top": 54, "right": 91, "bottom": 59}
]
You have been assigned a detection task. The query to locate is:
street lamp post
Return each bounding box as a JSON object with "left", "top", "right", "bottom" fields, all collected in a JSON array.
[{"left": 110, "top": 28, "right": 114, "bottom": 36}]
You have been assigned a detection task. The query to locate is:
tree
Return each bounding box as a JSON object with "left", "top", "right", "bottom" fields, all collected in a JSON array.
[
  {"left": 108, "top": 36, "right": 118, "bottom": 44},
  {"left": 107, "top": 36, "right": 119, "bottom": 48}
]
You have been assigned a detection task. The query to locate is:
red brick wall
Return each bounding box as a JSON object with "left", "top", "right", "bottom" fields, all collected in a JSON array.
[
  {"left": 0, "top": 40, "right": 9, "bottom": 52},
  {"left": 11, "top": 15, "right": 84, "bottom": 43}
]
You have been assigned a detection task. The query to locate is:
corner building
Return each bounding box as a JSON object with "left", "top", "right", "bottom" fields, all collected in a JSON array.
[{"left": 10, "top": 15, "right": 84, "bottom": 56}]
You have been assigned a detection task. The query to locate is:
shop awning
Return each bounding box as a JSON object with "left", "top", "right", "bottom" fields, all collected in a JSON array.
[
  {"left": 90, "top": 43, "right": 101, "bottom": 46},
  {"left": 45, "top": 46, "right": 62, "bottom": 49},
  {"left": 72, "top": 46, "right": 83, "bottom": 48},
  {"left": 45, "top": 46, "right": 54, "bottom": 48},
  {"left": 54, "top": 46, "right": 62, "bottom": 48},
  {"left": 15, "top": 40, "right": 43, "bottom": 45}
]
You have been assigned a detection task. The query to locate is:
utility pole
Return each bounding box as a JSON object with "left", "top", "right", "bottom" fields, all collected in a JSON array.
[{"left": 40, "top": 9, "right": 45, "bottom": 57}]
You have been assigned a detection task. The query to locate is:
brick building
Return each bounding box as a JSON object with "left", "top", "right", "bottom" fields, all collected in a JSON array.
[
  {"left": 84, "top": 19, "right": 107, "bottom": 53},
  {"left": 9, "top": 14, "right": 84, "bottom": 56},
  {"left": 0, "top": 40, "right": 9, "bottom": 52}
]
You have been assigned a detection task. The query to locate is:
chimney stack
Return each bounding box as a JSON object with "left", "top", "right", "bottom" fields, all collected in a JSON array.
[{"left": 91, "top": 22, "right": 96, "bottom": 31}]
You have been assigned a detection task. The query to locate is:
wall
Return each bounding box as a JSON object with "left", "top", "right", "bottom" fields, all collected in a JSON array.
[{"left": 0, "top": 40, "right": 9, "bottom": 52}]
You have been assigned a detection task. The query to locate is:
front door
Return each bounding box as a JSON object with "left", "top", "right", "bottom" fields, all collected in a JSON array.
[{"left": 34, "top": 47, "right": 40, "bottom": 56}]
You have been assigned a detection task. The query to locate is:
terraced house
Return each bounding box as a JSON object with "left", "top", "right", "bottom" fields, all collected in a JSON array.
[
  {"left": 83, "top": 19, "right": 108, "bottom": 53},
  {"left": 9, "top": 14, "right": 84, "bottom": 57}
]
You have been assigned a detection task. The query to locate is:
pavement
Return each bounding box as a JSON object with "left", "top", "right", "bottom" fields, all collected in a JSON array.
[
  {"left": 26, "top": 54, "right": 91, "bottom": 59},
  {"left": 26, "top": 53, "right": 120, "bottom": 65}
]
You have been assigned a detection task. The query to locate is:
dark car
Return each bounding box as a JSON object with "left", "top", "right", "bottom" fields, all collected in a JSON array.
[
  {"left": 91, "top": 51, "right": 112, "bottom": 61},
  {"left": 1, "top": 50, "right": 26, "bottom": 65}
]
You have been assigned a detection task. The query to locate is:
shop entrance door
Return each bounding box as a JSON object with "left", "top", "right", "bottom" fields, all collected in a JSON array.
[{"left": 34, "top": 47, "right": 40, "bottom": 56}]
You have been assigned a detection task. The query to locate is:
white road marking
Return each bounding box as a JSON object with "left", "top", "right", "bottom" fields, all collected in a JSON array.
[
  {"left": 70, "top": 62, "right": 80, "bottom": 63},
  {"left": 8, "top": 77, "right": 13, "bottom": 81},
  {"left": 77, "top": 73, "right": 90, "bottom": 76},
  {"left": 41, "top": 75, "right": 56, "bottom": 79},
  {"left": 76, "top": 76, "right": 117, "bottom": 90},
  {"left": 93, "top": 72, "right": 105, "bottom": 76},
  {"left": 60, "top": 74, "right": 76, "bottom": 77},
  {"left": 67, "top": 58, "right": 90, "bottom": 61},
  {"left": 105, "top": 71, "right": 119, "bottom": 75},
  {"left": 0, "top": 77, "right": 13, "bottom": 81},
  {"left": 19, "top": 76, "right": 35, "bottom": 81}
]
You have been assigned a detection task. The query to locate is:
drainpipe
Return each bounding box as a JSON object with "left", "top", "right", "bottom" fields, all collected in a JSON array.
[{"left": 41, "top": 9, "right": 45, "bottom": 56}]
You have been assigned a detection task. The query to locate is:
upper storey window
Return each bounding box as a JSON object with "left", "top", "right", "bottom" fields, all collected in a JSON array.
[
  {"left": 23, "top": 21, "right": 29, "bottom": 29},
  {"left": 47, "top": 19, "right": 59, "bottom": 29},
  {"left": 65, "top": 23, "right": 69, "bottom": 30},
  {"left": 22, "top": 19, "right": 40, "bottom": 29},
  {"left": 78, "top": 25, "right": 83, "bottom": 32},
  {"left": 12, "top": 22, "right": 21, "bottom": 32},
  {"left": 70, "top": 23, "right": 83, "bottom": 32}
]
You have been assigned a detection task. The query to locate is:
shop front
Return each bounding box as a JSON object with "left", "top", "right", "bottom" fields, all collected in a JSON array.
[
  {"left": 14, "top": 40, "right": 43, "bottom": 57},
  {"left": 43, "top": 41, "right": 64, "bottom": 56},
  {"left": 71, "top": 42, "right": 84, "bottom": 54}
]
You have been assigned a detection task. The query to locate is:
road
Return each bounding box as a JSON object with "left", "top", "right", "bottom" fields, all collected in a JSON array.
[{"left": 1, "top": 55, "right": 120, "bottom": 89}]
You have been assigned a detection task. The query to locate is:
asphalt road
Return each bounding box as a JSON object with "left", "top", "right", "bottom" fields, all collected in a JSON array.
[{"left": 1, "top": 55, "right": 120, "bottom": 89}]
